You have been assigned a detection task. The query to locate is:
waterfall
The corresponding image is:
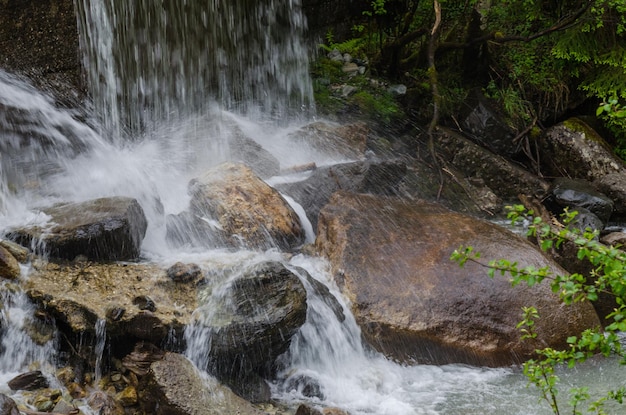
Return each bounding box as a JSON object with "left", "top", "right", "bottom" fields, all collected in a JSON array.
[{"left": 74, "top": 0, "right": 315, "bottom": 136}]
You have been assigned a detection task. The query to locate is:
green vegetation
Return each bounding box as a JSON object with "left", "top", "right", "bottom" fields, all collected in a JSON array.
[
  {"left": 452, "top": 206, "right": 626, "bottom": 414},
  {"left": 312, "top": 0, "right": 626, "bottom": 156}
]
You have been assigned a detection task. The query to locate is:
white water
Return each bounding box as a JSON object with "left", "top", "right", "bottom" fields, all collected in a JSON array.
[{"left": 1, "top": 1, "right": 625, "bottom": 414}]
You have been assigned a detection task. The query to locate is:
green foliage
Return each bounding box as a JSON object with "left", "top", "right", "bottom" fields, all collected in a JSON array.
[
  {"left": 596, "top": 97, "right": 626, "bottom": 160},
  {"left": 451, "top": 205, "right": 626, "bottom": 414}
]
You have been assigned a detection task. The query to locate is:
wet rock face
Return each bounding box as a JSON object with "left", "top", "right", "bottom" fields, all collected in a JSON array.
[
  {"left": 461, "top": 89, "right": 518, "bottom": 158},
  {"left": 167, "top": 162, "right": 305, "bottom": 250},
  {"left": 540, "top": 118, "right": 625, "bottom": 181},
  {"left": 138, "top": 352, "right": 262, "bottom": 415},
  {"left": 315, "top": 191, "right": 600, "bottom": 367},
  {"left": 547, "top": 177, "right": 614, "bottom": 225},
  {"left": 24, "top": 261, "right": 196, "bottom": 341},
  {"left": 0, "top": 394, "right": 19, "bottom": 415},
  {"left": 437, "top": 127, "right": 549, "bottom": 201},
  {"left": 0, "top": 245, "right": 20, "bottom": 280},
  {"left": 197, "top": 261, "right": 308, "bottom": 394},
  {"left": 6, "top": 196, "right": 147, "bottom": 261},
  {"left": 276, "top": 159, "right": 407, "bottom": 230},
  {"left": 0, "top": 0, "right": 82, "bottom": 104}
]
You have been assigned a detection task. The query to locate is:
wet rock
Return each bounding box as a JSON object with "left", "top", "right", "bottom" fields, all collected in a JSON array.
[
  {"left": 32, "top": 388, "right": 62, "bottom": 412},
  {"left": 288, "top": 121, "right": 369, "bottom": 161},
  {"left": 115, "top": 385, "right": 138, "bottom": 407},
  {"left": 296, "top": 405, "right": 323, "bottom": 415},
  {"left": 315, "top": 191, "right": 600, "bottom": 366},
  {"left": 138, "top": 352, "right": 262, "bottom": 415},
  {"left": 460, "top": 89, "right": 518, "bottom": 158},
  {"left": 547, "top": 177, "right": 614, "bottom": 224},
  {"left": 0, "top": 394, "right": 19, "bottom": 415},
  {"left": 8, "top": 370, "right": 49, "bottom": 391},
  {"left": 166, "top": 262, "right": 202, "bottom": 283},
  {"left": 229, "top": 125, "right": 280, "bottom": 178},
  {"left": 168, "top": 163, "right": 304, "bottom": 250},
  {"left": 0, "top": 245, "right": 20, "bottom": 280},
  {"left": 122, "top": 342, "right": 166, "bottom": 377},
  {"left": 87, "top": 390, "right": 125, "bottom": 415},
  {"left": 437, "top": 127, "right": 549, "bottom": 201},
  {"left": 132, "top": 295, "right": 156, "bottom": 311},
  {"left": 6, "top": 197, "right": 147, "bottom": 261},
  {"left": 275, "top": 159, "right": 407, "bottom": 230},
  {"left": 0, "top": 239, "right": 29, "bottom": 263},
  {"left": 285, "top": 375, "right": 325, "bottom": 400},
  {"left": 539, "top": 118, "right": 625, "bottom": 181},
  {"left": 594, "top": 172, "right": 626, "bottom": 219},
  {"left": 25, "top": 262, "right": 196, "bottom": 341},
  {"left": 198, "top": 261, "right": 307, "bottom": 398}
]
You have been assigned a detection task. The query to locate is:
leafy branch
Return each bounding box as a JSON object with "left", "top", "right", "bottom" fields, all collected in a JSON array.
[{"left": 451, "top": 204, "right": 626, "bottom": 414}]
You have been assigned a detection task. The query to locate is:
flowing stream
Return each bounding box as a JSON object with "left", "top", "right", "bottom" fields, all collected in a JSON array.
[{"left": 1, "top": 1, "right": 626, "bottom": 414}]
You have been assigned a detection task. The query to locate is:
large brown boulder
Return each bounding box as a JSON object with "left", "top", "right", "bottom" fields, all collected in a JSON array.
[
  {"left": 167, "top": 163, "right": 304, "bottom": 250},
  {"left": 315, "top": 191, "right": 600, "bottom": 366},
  {"left": 138, "top": 352, "right": 262, "bottom": 415},
  {"left": 6, "top": 197, "right": 147, "bottom": 261}
]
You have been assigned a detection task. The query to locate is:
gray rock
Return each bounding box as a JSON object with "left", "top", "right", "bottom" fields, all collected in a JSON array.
[
  {"left": 195, "top": 261, "right": 307, "bottom": 397},
  {"left": 540, "top": 118, "right": 625, "bottom": 181},
  {"left": 595, "top": 172, "right": 626, "bottom": 219},
  {"left": 460, "top": 89, "right": 518, "bottom": 158},
  {"left": 548, "top": 177, "right": 614, "bottom": 224},
  {"left": 275, "top": 159, "right": 407, "bottom": 230},
  {"left": 6, "top": 196, "right": 147, "bottom": 261},
  {"left": 138, "top": 352, "right": 262, "bottom": 415}
]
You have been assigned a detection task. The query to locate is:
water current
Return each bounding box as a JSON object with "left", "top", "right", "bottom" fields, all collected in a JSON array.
[{"left": 0, "top": 1, "right": 625, "bottom": 414}]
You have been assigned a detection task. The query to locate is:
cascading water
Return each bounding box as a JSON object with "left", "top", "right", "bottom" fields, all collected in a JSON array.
[
  {"left": 74, "top": 0, "right": 315, "bottom": 136},
  {"left": 1, "top": 1, "right": 626, "bottom": 414}
]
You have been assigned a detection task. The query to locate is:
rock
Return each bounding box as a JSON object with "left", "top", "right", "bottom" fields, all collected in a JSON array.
[
  {"left": 288, "top": 121, "right": 369, "bottom": 161},
  {"left": 25, "top": 262, "right": 196, "bottom": 343},
  {"left": 138, "top": 352, "right": 262, "bottom": 415},
  {"left": 7, "top": 370, "right": 49, "bottom": 391},
  {"left": 0, "top": 239, "right": 29, "bottom": 263},
  {"left": 0, "top": 245, "right": 20, "bottom": 280},
  {"left": 168, "top": 163, "right": 304, "bottom": 250},
  {"left": 387, "top": 84, "right": 407, "bottom": 96},
  {"left": 166, "top": 262, "right": 202, "bottom": 283},
  {"left": 594, "top": 172, "right": 626, "bottom": 219},
  {"left": 437, "top": 127, "right": 549, "bottom": 201},
  {"left": 88, "top": 390, "right": 125, "bottom": 415},
  {"left": 547, "top": 177, "right": 614, "bottom": 224},
  {"left": 0, "top": 394, "right": 19, "bottom": 415},
  {"left": 115, "top": 385, "right": 138, "bottom": 407},
  {"left": 122, "top": 342, "right": 166, "bottom": 377},
  {"left": 0, "top": 0, "right": 81, "bottom": 103},
  {"left": 195, "top": 261, "right": 307, "bottom": 396},
  {"left": 132, "top": 295, "right": 156, "bottom": 311},
  {"left": 539, "top": 118, "right": 625, "bottom": 181},
  {"left": 6, "top": 197, "right": 147, "bottom": 261},
  {"left": 315, "top": 191, "right": 600, "bottom": 366},
  {"left": 460, "top": 89, "right": 518, "bottom": 158},
  {"left": 296, "top": 405, "right": 323, "bottom": 415},
  {"left": 275, "top": 159, "right": 406, "bottom": 230},
  {"left": 601, "top": 231, "right": 626, "bottom": 247},
  {"left": 229, "top": 125, "right": 280, "bottom": 179}
]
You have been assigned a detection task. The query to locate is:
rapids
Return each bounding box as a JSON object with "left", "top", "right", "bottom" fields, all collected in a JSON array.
[{"left": 0, "top": 1, "right": 625, "bottom": 414}]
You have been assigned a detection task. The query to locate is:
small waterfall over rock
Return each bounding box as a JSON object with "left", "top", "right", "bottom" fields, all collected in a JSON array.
[{"left": 74, "top": 0, "right": 315, "bottom": 136}]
